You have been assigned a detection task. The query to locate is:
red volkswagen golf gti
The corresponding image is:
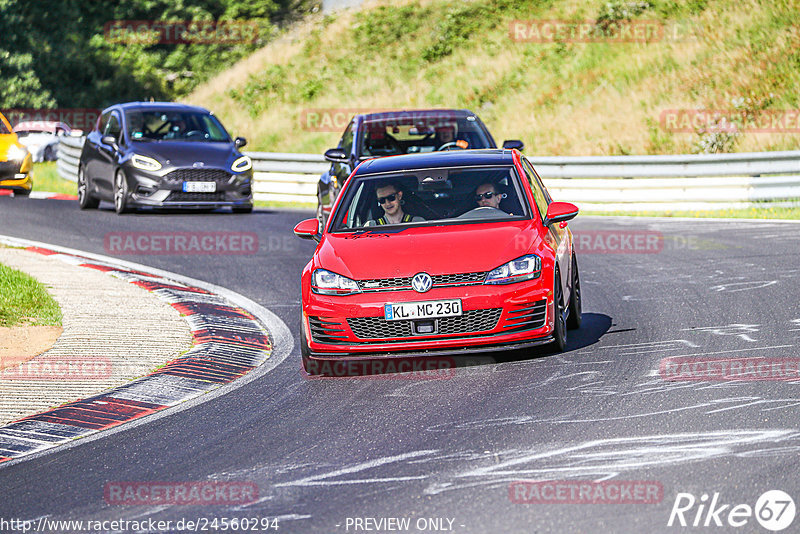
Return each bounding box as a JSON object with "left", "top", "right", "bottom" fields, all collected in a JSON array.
[{"left": 294, "top": 149, "right": 581, "bottom": 374}]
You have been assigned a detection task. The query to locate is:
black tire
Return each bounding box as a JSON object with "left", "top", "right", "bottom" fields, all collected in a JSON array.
[
  {"left": 232, "top": 205, "right": 253, "bottom": 214},
  {"left": 300, "top": 326, "right": 319, "bottom": 375},
  {"left": 550, "top": 269, "right": 568, "bottom": 352},
  {"left": 567, "top": 253, "right": 582, "bottom": 330},
  {"left": 78, "top": 166, "right": 99, "bottom": 209},
  {"left": 114, "top": 170, "right": 131, "bottom": 214},
  {"left": 14, "top": 188, "right": 31, "bottom": 197}
]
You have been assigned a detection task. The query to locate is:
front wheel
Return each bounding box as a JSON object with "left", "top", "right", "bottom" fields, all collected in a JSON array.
[
  {"left": 550, "top": 269, "right": 568, "bottom": 352},
  {"left": 567, "top": 253, "right": 582, "bottom": 330},
  {"left": 114, "top": 170, "right": 131, "bottom": 214},
  {"left": 78, "top": 166, "right": 99, "bottom": 209},
  {"left": 232, "top": 205, "right": 253, "bottom": 214}
]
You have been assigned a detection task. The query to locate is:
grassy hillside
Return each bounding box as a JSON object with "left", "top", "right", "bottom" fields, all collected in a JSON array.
[{"left": 188, "top": 0, "right": 800, "bottom": 156}]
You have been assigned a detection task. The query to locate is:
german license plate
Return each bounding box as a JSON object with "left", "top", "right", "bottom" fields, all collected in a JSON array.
[
  {"left": 183, "top": 181, "right": 216, "bottom": 193},
  {"left": 384, "top": 299, "right": 462, "bottom": 321}
]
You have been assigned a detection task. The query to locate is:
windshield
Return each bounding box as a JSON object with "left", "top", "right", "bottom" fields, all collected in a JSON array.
[
  {"left": 358, "top": 115, "right": 492, "bottom": 158},
  {"left": 331, "top": 166, "right": 530, "bottom": 231},
  {"left": 124, "top": 110, "right": 231, "bottom": 142}
]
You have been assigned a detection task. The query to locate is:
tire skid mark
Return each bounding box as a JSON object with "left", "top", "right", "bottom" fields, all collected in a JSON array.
[{"left": 0, "top": 245, "right": 273, "bottom": 464}]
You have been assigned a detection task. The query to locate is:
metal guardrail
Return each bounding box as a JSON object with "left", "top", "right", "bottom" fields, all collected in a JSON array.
[{"left": 58, "top": 137, "right": 800, "bottom": 211}]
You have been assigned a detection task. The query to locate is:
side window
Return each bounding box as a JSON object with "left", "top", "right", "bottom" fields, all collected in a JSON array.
[
  {"left": 340, "top": 120, "right": 354, "bottom": 155},
  {"left": 104, "top": 113, "right": 122, "bottom": 141},
  {"left": 97, "top": 112, "right": 111, "bottom": 134},
  {"left": 522, "top": 159, "right": 549, "bottom": 222}
]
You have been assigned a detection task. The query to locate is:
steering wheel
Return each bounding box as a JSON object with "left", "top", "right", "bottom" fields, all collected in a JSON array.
[
  {"left": 437, "top": 141, "right": 465, "bottom": 151},
  {"left": 185, "top": 130, "right": 204, "bottom": 139}
]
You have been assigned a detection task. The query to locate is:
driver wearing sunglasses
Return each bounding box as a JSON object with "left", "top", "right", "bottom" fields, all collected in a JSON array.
[
  {"left": 365, "top": 183, "right": 424, "bottom": 226},
  {"left": 474, "top": 182, "right": 506, "bottom": 209}
]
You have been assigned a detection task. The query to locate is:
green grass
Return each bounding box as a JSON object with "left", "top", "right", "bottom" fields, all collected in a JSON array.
[
  {"left": 254, "top": 200, "right": 315, "bottom": 210},
  {"left": 191, "top": 0, "right": 800, "bottom": 156},
  {"left": 584, "top": 205, "right": 800, "bottom": 219},
  {"left": 0, "top": 262, "right": 63, "bottom": 327},
  {"left": 33, "top": 162, "right": 77, "bottom": 196}
]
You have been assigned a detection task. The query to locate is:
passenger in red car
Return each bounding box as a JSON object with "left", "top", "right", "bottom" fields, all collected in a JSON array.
[{"left": 366, "top": 183, "right": 424, "bottom": 225}]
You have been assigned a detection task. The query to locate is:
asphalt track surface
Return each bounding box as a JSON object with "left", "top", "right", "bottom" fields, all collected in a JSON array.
[{"left": 2, "top": 196, "right": 800, "bottom": 533}]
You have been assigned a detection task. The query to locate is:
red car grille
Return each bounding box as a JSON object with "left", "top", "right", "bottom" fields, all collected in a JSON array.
[
  {"left": 346, "top": 308, "right": 502, "bottom": 340},
  {"left": 358, "top": 272, "right": 487, "bottom": 291},
  {"left": 308, "top": 316, "right": 349, "bottom": 343},
  {"left": 501, "top": 300, "right": 547, "bottom": 331}
]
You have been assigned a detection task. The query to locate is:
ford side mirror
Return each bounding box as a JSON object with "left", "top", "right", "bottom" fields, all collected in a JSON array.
[
  {"left": 294, "top": 218, "right": 321, "bottom": 242},
  {"left": 543, "top": 201, "right": 579, "bottom": 227},
  {"left": 235, "top": 136, "right": 247, "bottom": 148},
  {"left": 101, "top": 135, "right": 118, "bottom": 151},
  {"left": 503, "top": 139, "right": 524, "bottom": 151},
  {"left": 324, "top": 148, "right": 349, "bottom": 163}
]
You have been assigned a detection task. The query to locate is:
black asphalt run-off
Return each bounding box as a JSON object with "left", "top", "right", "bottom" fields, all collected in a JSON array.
[{"left": 1, "top": 196, "right": 800, "bottom": 533}]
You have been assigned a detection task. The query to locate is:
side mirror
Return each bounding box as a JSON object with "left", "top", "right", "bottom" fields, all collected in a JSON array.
[
  {"left": 101, "top": 135, "right": 118, "bottom": 150},
  {"left": 294, "top": 218, "right": 321, "bottom": 242},
  {"left": 235, "top": 136, "right": 247, "bottom": 148},
  {"left": 503, "top": 139, "right": 525, "bottom": 151},
  {"left": 324, "top": 148, "right": 349, "bottom": 163},
  {"left": 543, "top": 201, "right": 579, "bottom": 227}
]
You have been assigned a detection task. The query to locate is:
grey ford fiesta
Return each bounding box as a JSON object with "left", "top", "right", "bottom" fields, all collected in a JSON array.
[{"left": 78, "top": 102, "right": 253, "bottom": 214}]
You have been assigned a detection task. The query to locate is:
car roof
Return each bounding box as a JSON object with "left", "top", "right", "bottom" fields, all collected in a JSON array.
[
  {"left": 106, "top": 102, "right": 213, "bottom": 115},
  {"left": 354, "top": 149, "right": 517, "bottom": 175},
  {"left": 357, "top": 109, "right": 478, "bottom": 122},
  {"left": 13, "top": 121, "right": 70, "bottom": 132}
]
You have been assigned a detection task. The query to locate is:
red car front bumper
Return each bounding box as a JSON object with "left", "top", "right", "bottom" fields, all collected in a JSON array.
[{"left": 302, "top": 280, "right": 556, "bottom": 359}]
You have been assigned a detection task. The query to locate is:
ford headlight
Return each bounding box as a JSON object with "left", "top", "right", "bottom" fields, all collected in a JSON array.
[
  {"left": 131, "top": 154, "right": 162, "bottom": 171},
  {"left": 484, "top": 254, "right": 541, "bottom": 285},
  {"left": 6, "top": 144, "right": 27, "bottom": 163},
  {"left": 231, "top": 155, "right": 252, "bottom": 172},
  {"left": 312, "top": 269, "right": 361, "bottom": 295}
]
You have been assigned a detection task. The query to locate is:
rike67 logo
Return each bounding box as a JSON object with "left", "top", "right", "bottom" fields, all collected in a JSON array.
[{"left": 668, "top": 490, "right": 796, "bottom": 531}]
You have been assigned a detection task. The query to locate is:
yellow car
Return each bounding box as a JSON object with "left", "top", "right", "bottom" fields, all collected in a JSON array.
[{"left": 0, "top": 111, "right": 33, "bottom": 195}]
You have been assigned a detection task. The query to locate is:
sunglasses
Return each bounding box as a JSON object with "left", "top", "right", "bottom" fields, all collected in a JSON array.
[
  {"left": 474, "top": 191, "right": 498, "bottom": 202},
  {"left": 377, "top": 193, "right": 397, "bottom": 205}
]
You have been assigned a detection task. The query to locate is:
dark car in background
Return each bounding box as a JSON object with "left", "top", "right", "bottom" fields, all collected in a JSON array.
[
  {"left": 316, "top": 109, "right": 523, "bottom": 226},
  {"left": 78, "top": 102, "right": 253, "bottom": 214}
]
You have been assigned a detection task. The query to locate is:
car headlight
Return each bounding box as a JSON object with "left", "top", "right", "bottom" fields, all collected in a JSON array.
[
  {"left": 6, "top": 144, "right": 27, "bottom": 162},
  {"left": 131, "top": 154, "right": 162, "bottom": 171},
  {"left": 312, "top": 269, "right": 361, "bottom": 295},
  {"left": 231, "top": 155, "right": 252, "bottom": 172},
  {"left": 484, "top": 254, "right": 541, "bottom": 285}
]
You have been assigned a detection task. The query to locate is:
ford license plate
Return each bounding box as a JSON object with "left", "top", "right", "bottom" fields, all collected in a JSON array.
[
  {"left": 183, "top": 181, "right": 216, "bottom": 193},
  {"left": 384, "top": 299, "right": 462, "bottom": 321}
]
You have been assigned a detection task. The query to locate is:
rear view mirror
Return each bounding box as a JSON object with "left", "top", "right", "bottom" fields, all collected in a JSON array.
[
  {"left": 235, "top": 137, "right": 247, "bottom": 148},
  {"left": 324, "top": 148, "right": 348, "bottom": 163},
  {"left": 294, "top": 218, "right": 321, "bottom": 242},
  {"left": 543, "top": 201, "right": 579, "bottom": 227},
  {"left": 503, "top": 140, "right": 524, "bottom": 151}
]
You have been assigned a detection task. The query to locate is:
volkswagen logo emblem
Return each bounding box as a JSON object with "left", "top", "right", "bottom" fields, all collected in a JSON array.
[{"left": 411, "top": 272, "right": 433, "bottom": 293}]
